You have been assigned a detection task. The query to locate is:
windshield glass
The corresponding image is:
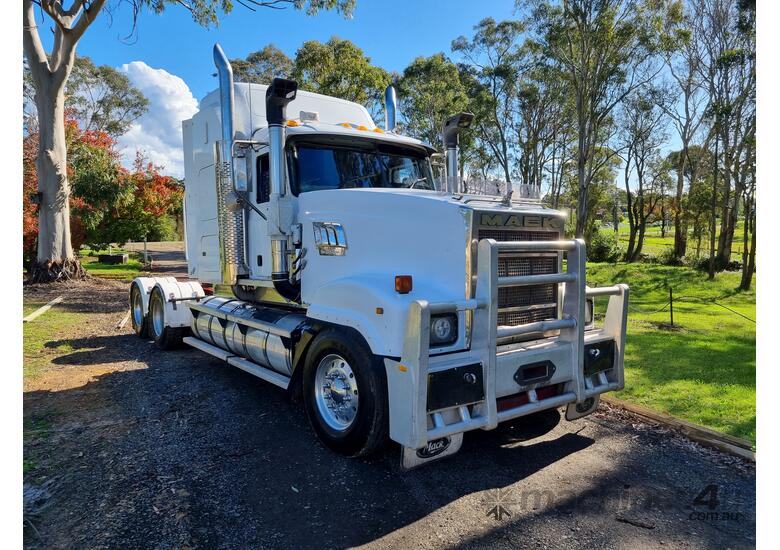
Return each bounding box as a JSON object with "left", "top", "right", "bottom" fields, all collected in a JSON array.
[{"left": 289, "top": 140, "right": 435, "bottom": 194}]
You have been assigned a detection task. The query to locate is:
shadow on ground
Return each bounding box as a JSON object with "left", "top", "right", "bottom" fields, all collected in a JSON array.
[{"left": 24, "top": 332, "right": 756, "bottom": 549}]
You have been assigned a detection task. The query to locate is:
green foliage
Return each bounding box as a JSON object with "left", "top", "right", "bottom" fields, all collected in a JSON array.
[
  {"left": 66, "top": 56, "right": 149, "bottom": 136},
  {"left": 292, "top": 37, "right": 390, "bottom": 120},
  {"left": 396, "top": 53, "right": 469, "bottom": 149},
  {"left": 588, "top": 230, "right": 622, "bottom": 263},
  {"left": 657, "top": 246, "right": 685, "bottom": 266},
  {"left": 231, "top": 45, "right": 293, "bottom": 84},
  {"left": 137, "top": 0, "right": 355, "bottom": 27},
  {"left": 452, "top": 18, "right": 525, "bottom": 182}
]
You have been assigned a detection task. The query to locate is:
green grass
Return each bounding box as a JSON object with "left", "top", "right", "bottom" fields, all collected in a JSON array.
[
  {"left": 587, "top": 262, "right": 755, "bottom": 444},
  {"left": 81, "top": 256, "right": 143, "bottom": 280},
  {"left": 23, "top": 302, "right": 83, "bottom": 379},
  {"left": 613, "top": 221, "right": 746, "bottom": 257}
]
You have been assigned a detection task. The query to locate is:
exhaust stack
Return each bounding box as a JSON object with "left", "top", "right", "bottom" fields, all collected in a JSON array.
[
  {"left": 442, "top": 112, "right": 474, "bottom": 193},
  {"left": 265, "top": 77, "right": 300, "bottom": 301},
  {"left": 213, "top": 43, "right": 248, "bottom": 284},
  {"left": 384, "top": 85, "right": 397, "bottom": 132}
]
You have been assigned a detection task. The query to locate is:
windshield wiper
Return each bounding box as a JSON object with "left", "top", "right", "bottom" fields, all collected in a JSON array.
[{"left": 407, "top": 177, "right": 429, "bottom": 190}]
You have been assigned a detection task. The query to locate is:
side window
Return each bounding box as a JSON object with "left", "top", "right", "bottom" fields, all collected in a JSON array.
[{"left": 256, "top": 153, "right": 270, "bottom": 203}]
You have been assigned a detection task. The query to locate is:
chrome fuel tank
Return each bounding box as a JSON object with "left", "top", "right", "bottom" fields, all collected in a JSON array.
[{"left": 189, "top": 296, "right": 305, "bottom": 376}]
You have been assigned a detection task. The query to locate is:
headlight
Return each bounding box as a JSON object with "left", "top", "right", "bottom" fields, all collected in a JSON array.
[{"left": 430, "top": 314, "right": 458, "bottom": 346}]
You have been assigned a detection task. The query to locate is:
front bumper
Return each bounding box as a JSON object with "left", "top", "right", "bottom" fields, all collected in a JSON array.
[{"left": 384, "top": 238, "right": 629, "bottom": 450}]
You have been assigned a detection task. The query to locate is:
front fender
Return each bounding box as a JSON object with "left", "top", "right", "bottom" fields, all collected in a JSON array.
[{"left": 305, "top": 274, "right": 459, "bottom": 357}]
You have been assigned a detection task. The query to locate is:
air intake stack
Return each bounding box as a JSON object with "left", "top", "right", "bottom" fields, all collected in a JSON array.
[
  {"left": 265, "top": 77, "right": 300, "bottom": 301},
  {"left": 442, "top": 112, "right": 474, "bottom": 193}
]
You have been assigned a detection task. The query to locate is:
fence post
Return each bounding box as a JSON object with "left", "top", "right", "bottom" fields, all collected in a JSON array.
[
  {"left": 144, "top": 236, "right": 148, "bottom": 265},
  {"left": 669, "top": 287, "right": 674, "bottom": 327}
]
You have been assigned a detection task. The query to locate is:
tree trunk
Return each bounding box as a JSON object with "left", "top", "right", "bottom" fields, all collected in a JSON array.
[
  {"left": 28, "top": 78, "right": 86, "bottom": 283},
  {"left": 632, "top": 219, "right": 646, "bottom": 262},
  {"left": 660, "top": 202, "right": 666, "bottom": 238},
  {"left": 23, "top": 0, "right": 99, "bottom": 283},
  {"left": 716, "top": 122, "right": 732, "bottom": 266},
  {"left": 740, "top": 197, "right": 755, "bottom": 291},
  {"left": 708, "top": 132, "right": 719, "bottom": 280},
  {"left": 673, "top": 148, "right": 688, "bottom": 258},
  {"left": 575, "top": 136, "right": 588, "bottom": 238}
]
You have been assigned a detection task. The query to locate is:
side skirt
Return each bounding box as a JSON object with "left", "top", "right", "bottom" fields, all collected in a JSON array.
[{"left": 183, "top": 336, "right": 290, "bottom": 390}]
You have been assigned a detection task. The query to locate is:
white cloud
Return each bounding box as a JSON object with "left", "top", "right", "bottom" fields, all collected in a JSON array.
[{"left": 116, "top": 61, "right": 198, "bottom": 178}]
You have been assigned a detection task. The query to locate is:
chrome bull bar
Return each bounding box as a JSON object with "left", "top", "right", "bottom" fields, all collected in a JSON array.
[{"left": 390, "top": 238, "right": 629, "bottom": 450}]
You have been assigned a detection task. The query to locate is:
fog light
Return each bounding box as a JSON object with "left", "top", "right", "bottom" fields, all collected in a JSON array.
[{"left": 430, "top": 314, "right": 457, "bottom": 346}]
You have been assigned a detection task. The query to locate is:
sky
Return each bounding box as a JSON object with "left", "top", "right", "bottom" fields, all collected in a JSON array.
[{"left": 36, "top": 0, "right": 517, "bottom": 177}]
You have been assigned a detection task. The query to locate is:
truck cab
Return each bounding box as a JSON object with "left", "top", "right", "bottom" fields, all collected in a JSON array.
[{"left": 130, "top": 44, "right": 629, "bottom": 468}]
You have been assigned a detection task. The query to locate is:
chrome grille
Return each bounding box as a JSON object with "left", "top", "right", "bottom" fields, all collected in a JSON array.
[
  {"left": 497, "top": 256, "right": 556, "bottom": 278},
  {"left": 498, "top": 284, "right": 556, "bottom": 307},
  {"left": 479, "top": 230, "right": 552, "bottom": 242},
  {"left": 497, "top": 307, "right": 557, "bottom": 327},
  {"left": 477, "top": 226, "right": 560, "bottom": 330}
]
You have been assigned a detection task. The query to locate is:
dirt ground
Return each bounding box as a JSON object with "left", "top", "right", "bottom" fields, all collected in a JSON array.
[{"left": 23, "top": 278, "right": 755, "bottom": 549}]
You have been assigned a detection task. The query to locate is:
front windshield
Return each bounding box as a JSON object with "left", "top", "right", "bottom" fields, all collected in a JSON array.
[{"left": 289, "top": 140, "right": 436, "bottom": 194}]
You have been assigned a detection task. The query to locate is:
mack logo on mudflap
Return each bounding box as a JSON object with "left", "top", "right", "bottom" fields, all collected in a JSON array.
[
  {"left": 479, "top": 213, "right": 562, "bottom": 230},
  {"left": 416, "top": 437, "right": 451, "bottom": 459}
]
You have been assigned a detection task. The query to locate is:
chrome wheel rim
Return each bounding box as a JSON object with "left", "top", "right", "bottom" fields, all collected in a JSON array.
[
  {"left": 314, "top": 354, "right": 359, "bottom": 432},
  {"left": 151, "top": 293, "right": 164, "bottom": 338},
  {"left": 132, "top": 287, "right": 144, "bottom": 329}
]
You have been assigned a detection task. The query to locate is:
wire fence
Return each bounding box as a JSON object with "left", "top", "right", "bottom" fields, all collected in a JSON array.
[{"left": 602, "top": 289, "right": 756, "bottom": 324}]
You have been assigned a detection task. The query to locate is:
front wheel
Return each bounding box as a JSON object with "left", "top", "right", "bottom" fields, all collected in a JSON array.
[
  {"left": 302, "top": 328, "right": 388, "bottom": 457},
  {"left": 148, "top": 287, "right": 184, "bottom": 350}
]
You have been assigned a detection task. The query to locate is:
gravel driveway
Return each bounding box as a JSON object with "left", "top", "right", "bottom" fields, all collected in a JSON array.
[{"left": 23, "top": 279, "right": 755, "bottom": 549}]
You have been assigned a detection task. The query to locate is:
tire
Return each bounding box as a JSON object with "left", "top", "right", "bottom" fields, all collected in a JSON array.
[
  {"left": 130, "top": 283, "right": 149, "bottom": 338},
  {"left": 302, "top": 328, "right": 389, "bottom": 457},
  {"left": 148, "top": 287, "right": 183, "bottom": 350}
]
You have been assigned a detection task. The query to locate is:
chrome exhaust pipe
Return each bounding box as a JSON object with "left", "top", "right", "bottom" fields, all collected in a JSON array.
[
  {"left": 385, "top": 85, "right": 397, "bottom": 132},
  {"left": 442, "top": 112, "right": 474, "bottom": 193},
  {"left": 213, "top": 43, "right": 247, "bottom": 284}
]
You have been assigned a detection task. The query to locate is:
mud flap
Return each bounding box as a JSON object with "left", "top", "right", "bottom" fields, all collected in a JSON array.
[
  {"left": 400, "top": 434, "right": 463, "bottom": 470},
  {"left": 565, "top": 395, "right": 600, "bottom": 421}
]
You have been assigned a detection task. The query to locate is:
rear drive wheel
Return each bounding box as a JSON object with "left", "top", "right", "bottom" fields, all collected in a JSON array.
[
  {"left": 303, "top": 328, "right": 388, "bottom": 457},
  {"left": 148, "top": 287, "right": 183, "bottom": 350},
  {"left": 130, "top": 283, "right": 149, "bottom": 338}
]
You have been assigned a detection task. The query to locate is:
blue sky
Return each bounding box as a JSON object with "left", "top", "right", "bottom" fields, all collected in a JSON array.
[
  {"left": 41, "top": 0, "right": 516, "bottom": 101},
  {"left": 34, "top": 1, "right": 517, "bottom": 176}
]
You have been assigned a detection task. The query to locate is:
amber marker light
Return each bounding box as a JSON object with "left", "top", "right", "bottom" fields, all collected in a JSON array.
[{"left": 395, "top": 275, "right": 413, "bottom": 294}]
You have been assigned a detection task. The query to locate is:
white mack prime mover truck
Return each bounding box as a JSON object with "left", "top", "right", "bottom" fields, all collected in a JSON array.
[{"left": 129, "top": 44, "right": 629, "bottom": 468}]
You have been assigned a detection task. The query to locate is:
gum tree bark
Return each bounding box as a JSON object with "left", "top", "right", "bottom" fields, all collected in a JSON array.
[{"left": 23, "top": 0, "right": 106, "bottom": 282}]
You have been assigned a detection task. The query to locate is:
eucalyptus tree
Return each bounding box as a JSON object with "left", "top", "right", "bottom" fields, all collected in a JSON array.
[
  {"left": 618, "top": 90, "right": 669, "bottom": 261},
  {"left": 525, "top": 0, "right": 680, "bottom": 238},
  {"left": 659, "top": 2, "right": 709, "bottom": 260},
  {"left": 231, "top": 45, "right": 294, "bottom": 84},
  {"left": 23, "top": 0, "right": 354, "bottom": 282},
  {"left": 396, "top": 54, "right": 470, "bottom": 156},
  {"left": 452, "top": 18, "right": 525, "bottom": 184},
  {"left": 691, "top": 0, "right": 755, "bottom": 274},
  {"left": 293, "top": 37, "right": 390, "bottom": 122}
]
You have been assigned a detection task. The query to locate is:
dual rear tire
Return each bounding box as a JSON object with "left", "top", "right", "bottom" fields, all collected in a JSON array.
[{"left": 130, "top": 283, "right": 184, "bottom": 350}]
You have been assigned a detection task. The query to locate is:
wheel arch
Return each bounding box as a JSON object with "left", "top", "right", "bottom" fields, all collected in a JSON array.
[{"left": 288, "top": 319, "right": 379, "bottom": 402}]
